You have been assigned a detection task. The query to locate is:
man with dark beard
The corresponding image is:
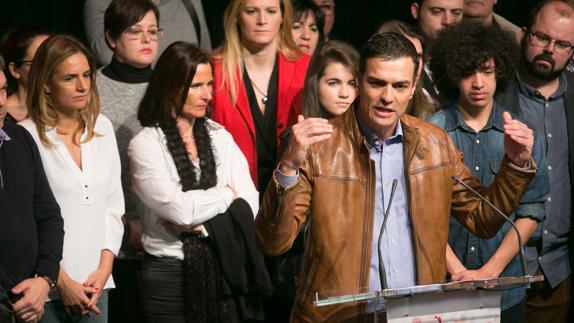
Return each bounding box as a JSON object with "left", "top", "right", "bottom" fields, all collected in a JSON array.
[{"left": 496, "top": 1, "right": 574, "bottom": 322}]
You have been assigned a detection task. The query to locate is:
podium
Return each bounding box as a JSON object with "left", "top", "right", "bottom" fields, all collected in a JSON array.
[{"left": 314, "top": 275, "right": 543, "bottom": 322}]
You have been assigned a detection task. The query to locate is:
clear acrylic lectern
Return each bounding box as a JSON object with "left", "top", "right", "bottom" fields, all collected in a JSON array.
[{"left": 314, "top": 275, "right": 543, "bottom": 322}]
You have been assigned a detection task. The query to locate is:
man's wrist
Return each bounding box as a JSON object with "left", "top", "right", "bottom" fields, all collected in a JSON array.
[
  {"left": 278, "top": 161, "right": 299, "bottom": 175},
  {"left": 508, "top": 158, "right": 531, "bottom": 169},
  {"left": 34, "top": 274, "right": 56, "bottom": 290}
]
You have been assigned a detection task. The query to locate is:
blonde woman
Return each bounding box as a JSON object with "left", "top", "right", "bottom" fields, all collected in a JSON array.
[
  {"left": 211, "top": 0, "right": 310, "bottom": 195},
  {"left": 19, "top": 34, "right": 124, "bottom": 323}
]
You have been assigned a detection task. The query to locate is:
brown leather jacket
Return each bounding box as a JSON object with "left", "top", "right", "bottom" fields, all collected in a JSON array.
[{"left": 254, "top": 108, "right": 537, "bottom": 322}]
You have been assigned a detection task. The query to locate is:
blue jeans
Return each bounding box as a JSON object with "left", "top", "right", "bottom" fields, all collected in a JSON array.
[{"left": 41, "top": 290, "right": 108, "bottom": 323}]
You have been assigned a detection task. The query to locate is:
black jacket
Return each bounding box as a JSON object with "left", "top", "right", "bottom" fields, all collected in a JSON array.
[
  {"left": 205, "top": 198, "right": 273, "bottom": 321},
  {"left": 0, "top": 121, "right": 63, "bottom": 292}
]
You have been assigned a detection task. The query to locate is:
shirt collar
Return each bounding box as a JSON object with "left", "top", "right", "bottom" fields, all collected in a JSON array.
[
  {"left": 357, "top": 113, "right": 404, "bottom": 150},
  {"left": 0, "top": 128, "right": 11, "bottom": 142},
  {"left": 443, "top": 102, "right": 504, "bottom": 133},
  {"left": 515, "top": 72, "right": 567, "bottom": 101}
]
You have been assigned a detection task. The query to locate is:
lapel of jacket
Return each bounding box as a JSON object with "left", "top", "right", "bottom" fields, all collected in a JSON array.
[
  {"left": 400, "top": 115, "right": 421, "bottom": 173},
  {"left": 234, "top": 71, "right": 256, "bottom": 138},
  {"left": 276, "top": 54, "right": 296, "bottom": 126}
]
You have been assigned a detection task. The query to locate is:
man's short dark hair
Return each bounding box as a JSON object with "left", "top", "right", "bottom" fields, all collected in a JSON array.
[
  {"left": 104, "top": 0, "right": 160, "bottom": 42},
  {"left": 360, "top": 32, "right": 419, "bottom": 81},
  {"left": 429, "top": 21, "right": 519, "bottom": 99}
]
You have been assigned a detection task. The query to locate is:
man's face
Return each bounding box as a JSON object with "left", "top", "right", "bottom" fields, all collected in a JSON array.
[
  {"left": 357, "top": 57, "right": 416, "bottom": 140},
  {"left": 457, "top": 58, "right": 497, "bottom": 111},
  {"left": 0, "top": 71, "right": 7, "bottom": 129},
  {"left": 521, "top": 3, "right": 574, "bottom": 81},
  {"left": 411, "top": 0, "right": 464, "bottom": 42},
  {"left": 313, "top": 0, "right": 335, "bottom": 39},
  {"left": 464, "top": 0, "right": 497, "bottom": 19}
]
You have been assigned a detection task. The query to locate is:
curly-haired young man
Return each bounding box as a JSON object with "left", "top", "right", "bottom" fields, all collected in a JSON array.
[{"left": 428, "top": 22, "right": 549, "bottom": 323}]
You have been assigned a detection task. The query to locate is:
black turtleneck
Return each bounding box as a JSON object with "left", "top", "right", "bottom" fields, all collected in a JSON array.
[{"left": 101, "top": 58, "right": 152, "bottom": 84}]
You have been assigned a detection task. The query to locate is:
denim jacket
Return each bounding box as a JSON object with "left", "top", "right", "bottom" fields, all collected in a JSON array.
[{"left": 429, "top": 102, "right": 549, "bottom": 310}]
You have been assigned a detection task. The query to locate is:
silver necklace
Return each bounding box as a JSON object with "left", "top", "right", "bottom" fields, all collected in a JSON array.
[{"left": 250, "top": 79, "right": 268, "bottom": 105}]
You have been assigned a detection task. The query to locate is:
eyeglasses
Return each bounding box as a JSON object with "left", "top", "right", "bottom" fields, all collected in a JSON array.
[
  {"left": 124, "top": 27, "right": 165, "bottom": 41},
  {"left": 318, "top": 2, "right": 335, "bottom": 16},
  {"left": 528, "top": 30, "right": 574, "bottom": 54}
]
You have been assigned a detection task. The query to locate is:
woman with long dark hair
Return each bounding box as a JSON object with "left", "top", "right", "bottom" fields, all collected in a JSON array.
[
  {"left": 301, "top": 40, "right": 358, "bottom": 118},
  {"left": 128, "top": 41, "right": 258, "bottom": 322}
]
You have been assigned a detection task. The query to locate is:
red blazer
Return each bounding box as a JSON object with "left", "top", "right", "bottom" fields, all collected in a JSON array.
[{"left": 212, "top": 53, "right": 310, "bottom": 187}]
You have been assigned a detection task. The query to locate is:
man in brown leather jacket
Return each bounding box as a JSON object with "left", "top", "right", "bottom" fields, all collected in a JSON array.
[{"left": 254, "top": 32, "right": 538, "bottom": 322}]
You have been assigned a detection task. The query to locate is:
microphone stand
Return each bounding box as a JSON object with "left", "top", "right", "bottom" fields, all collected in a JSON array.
[
  {"left": 378, "top": 179, "right": 398, "bottom": 291},
  {"left": 451, "top": 175, "right": 528, "bottom": 277}
]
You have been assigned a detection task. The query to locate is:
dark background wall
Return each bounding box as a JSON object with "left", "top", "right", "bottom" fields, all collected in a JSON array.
[{"left": 0, "top": 0, "right": 542, "bottom": 51}]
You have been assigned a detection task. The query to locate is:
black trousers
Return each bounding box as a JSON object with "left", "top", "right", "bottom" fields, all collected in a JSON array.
[
  {"left": 108, "top": 258, "right": 143, "bottom": 323},
  {"left": 139, "top": 255, "right": 187, "bottom": 323}
]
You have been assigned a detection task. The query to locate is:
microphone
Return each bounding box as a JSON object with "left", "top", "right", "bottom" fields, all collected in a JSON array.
[
  {"left": 378, "top": 179, "right": 398, "bottom": 290},
  {"left": 451, "top": 175, "right": 528, "bottom": 277}
]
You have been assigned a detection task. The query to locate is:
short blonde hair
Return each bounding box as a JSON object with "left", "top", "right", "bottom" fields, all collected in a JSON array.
[
  {"left": 214, "top": 0, "right": 300, "bottom": 104},
  {"left": 27, "top": 34, "right": 100, "bottom": 147}
]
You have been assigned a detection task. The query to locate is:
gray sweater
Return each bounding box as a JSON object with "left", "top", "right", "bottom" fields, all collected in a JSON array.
[{"left": 97, "top": 69, "right": 147, "bottom": 219}]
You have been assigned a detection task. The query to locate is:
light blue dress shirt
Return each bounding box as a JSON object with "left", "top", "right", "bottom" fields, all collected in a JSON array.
[{"left": 358, "top": 120, "right": 415, "bottom": 312}]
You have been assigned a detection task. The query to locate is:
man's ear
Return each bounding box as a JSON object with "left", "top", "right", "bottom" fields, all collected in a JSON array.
[
  {"left": 520, "top": 27, "right": 527, "bottom": 43},
  {"left": 8, "top": 62, "right": 21, "bottom": 80},
  {"left": 105, "top": 31, "right": 116, "bottom": 49},
  {"left": 411, "top": 3, "right": 420, "bottom": 20},
  {"left": 409, "top": 84, "right": 416, "bottom": 101}
]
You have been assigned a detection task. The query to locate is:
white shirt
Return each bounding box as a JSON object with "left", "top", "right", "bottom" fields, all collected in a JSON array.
[
  {"left": 128, "top": 120, "right": 259, "bottom": 260},
  {"left": 20, "top": 115, "right": 125, "bottom": 296}
]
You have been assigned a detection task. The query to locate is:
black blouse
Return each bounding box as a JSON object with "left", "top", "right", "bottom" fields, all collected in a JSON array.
[{"left": 243, "top": 58, "right": 279, "bottom": 196}]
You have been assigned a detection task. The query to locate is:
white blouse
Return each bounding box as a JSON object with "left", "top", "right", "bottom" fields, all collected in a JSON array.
[
  {"left": 20, "top": 115, "right": 124, "bottom": 295},
  {"left": 128, "top": 120, "right": 259, "bottom": 260}
]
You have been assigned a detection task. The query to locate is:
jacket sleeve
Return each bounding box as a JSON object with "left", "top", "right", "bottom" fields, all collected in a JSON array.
[
  {"left": 220, "top": 129, "right": 259, "bottom": 216},
  {"left": 254, "top": 157, "right": 312, "bottom": 257},
  {"left": 29, "top": 131, "right": 64, "bottom": 283},
  {"left": 128, "top": 130, "right": 234, "bottom": 226},
  {"left": 514, "top": 130, "right": 548, "bottom": 222},
  {"left": 101, "top": 118, "right": 125, "bottom": 256},
  {"left": 449, "top": 135, "right": 538, "bottom": 238}
]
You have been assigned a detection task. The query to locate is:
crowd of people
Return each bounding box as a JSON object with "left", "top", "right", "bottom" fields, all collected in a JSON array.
[{"left": 0, "top": 0, "right": 573, "bottom": 322}]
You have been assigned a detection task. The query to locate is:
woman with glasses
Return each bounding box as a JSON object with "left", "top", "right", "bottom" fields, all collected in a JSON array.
[
  {"left": 19, "top": 34, "right": 124, "bottom": 323},
  {"left": 0, "top": 28, "right": 50, "bottom": 122},
  {"left": 96, "top": 0, "right": 161, "bottom": 321},
  {"left": 211, "top": 0, "right": 310, "bottom": 197}
]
